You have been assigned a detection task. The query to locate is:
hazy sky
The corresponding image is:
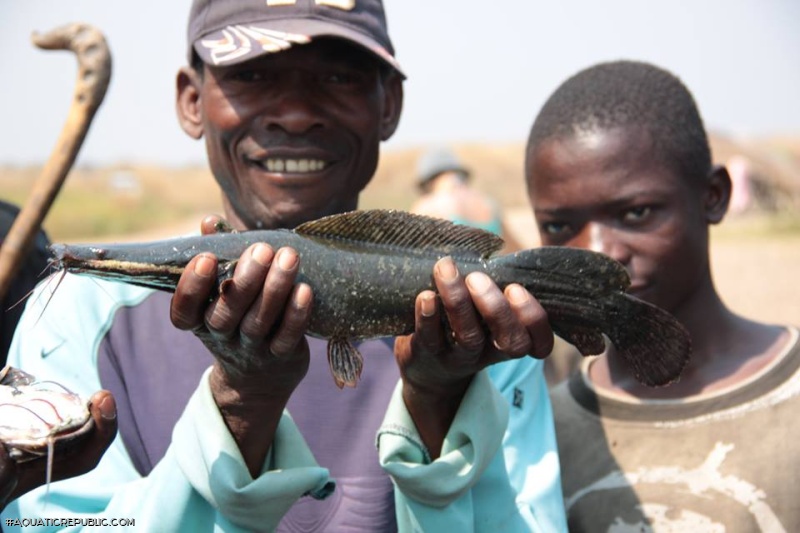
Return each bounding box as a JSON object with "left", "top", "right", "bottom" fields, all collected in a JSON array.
[{"left": 1, "top": 0, "right": 798, "bottom": 167}]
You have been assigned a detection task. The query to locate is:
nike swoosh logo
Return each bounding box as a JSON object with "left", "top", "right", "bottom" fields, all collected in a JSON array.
[{"left": 40, "top": 340, "right": 66, "bottom": 358}]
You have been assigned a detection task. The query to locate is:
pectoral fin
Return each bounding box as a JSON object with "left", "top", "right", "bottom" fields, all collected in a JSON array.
[{"left": 327, "top": 337, "right": 364, "bottom": 389}]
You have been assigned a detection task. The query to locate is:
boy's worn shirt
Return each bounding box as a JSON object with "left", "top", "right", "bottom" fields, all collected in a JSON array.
[
  {"left": 2, "top": 274, "right": 567, "bottom": 532},
  {"left": 552, "top": 327, "right": 800, "bottom": 532}
]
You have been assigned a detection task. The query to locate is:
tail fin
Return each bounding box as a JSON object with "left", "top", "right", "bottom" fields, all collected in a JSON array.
[
  {"left": 604, "top": 293, "right": 691, "bottom": 387},
  {"left": 489, "top": 247, "right": 691, "bottom": 387}
]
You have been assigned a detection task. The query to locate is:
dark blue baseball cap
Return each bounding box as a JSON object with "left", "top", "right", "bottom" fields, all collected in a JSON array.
[{"left": 188, "top": 0, "right": 403, "bottom": 76}]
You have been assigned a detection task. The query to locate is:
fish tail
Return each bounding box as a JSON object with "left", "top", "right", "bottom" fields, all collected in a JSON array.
[
  {"left": 603, "top": 292, "right": 691, "bottom": 386},
  {"left": 489, "top": 248, "right": 691, "bottom": 386}
]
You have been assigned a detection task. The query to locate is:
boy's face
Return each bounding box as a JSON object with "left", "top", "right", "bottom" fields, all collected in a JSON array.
[
  {"left": 526, "top": 126, "right": 713, "bottom": 314},
  {"left": 178, "top": 39, "right": 402, "bottom": 230}
]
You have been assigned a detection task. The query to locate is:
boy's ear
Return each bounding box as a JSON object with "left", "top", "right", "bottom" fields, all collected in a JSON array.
[
  {"left": 704, "top": 165, "right": 732, "bottom": 225},
  {"left": 176, "top": 67, "right": 204, "bottom": 140},
  {"left": 379, "top": 72, "right": 404, "bottom": 141}
]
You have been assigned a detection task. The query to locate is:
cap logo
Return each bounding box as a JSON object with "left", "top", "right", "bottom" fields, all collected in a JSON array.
[
  {"left": 201, "top": 26, "right": 311, "bottom": 65},
  {"left": 266, "top": 0, "right": 355, "bottom": 9}
]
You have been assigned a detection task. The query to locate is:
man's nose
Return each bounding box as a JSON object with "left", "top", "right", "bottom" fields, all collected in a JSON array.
[
  {"left": 578, "top": 223, "right": 631, "bottom": 265},
  {"left": 263, "top": 80, "right": 325, "bottom": 135}
]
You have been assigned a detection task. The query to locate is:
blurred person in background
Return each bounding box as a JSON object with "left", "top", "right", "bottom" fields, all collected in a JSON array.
[{"left": 411, "top": 145, "right": 523, "bottom": 253}]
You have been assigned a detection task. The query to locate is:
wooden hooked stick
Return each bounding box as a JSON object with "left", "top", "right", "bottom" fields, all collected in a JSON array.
[{"left": 0, "top": 23, "right": 112, "bottom": 301}]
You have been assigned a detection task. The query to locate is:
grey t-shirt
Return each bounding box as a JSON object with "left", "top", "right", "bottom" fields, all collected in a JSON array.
[{"left": 552, "top": 328, "right": 800, "bottom": 532}]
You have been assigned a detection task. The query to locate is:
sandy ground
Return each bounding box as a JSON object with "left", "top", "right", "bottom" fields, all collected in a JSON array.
[{"left": 505, "top": 207, "right": 800, "bottom": 326}]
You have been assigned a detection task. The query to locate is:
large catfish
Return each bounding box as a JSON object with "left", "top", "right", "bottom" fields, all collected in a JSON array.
[{"left": 49, "top": 210, "right": 691, "bottom": 388}]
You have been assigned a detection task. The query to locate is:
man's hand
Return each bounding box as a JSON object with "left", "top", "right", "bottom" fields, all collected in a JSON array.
[
  {"left": 169, "top": 216, "right": 313, "bottom": 476},
  {"left": 1, "top": 390, "right": 117, "bottom": 511},
  {"left": 395, "top": 257, "right": 554, "bottom": 458}
]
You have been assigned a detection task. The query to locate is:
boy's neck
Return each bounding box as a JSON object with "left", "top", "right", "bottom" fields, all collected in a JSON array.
[{"left": 590, "top": 272, "right": 791, "bottom": 399}]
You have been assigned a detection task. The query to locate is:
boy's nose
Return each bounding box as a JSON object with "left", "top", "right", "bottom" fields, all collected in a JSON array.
[{"left": 580, "top": 223, "right": 632, "bottom": 266}]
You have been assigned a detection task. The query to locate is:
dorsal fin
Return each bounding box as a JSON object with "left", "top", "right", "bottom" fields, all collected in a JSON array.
[{"left": 294, "top": 210, "right": 504, "bottom": 258}]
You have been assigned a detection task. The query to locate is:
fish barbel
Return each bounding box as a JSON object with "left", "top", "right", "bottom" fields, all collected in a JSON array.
[{"left": 49, "top": 210, "right": 691, "bottom": 387}]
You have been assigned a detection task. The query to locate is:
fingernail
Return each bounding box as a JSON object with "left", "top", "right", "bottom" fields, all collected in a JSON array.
[
  {"left": 277, "top": 248, "right": 298, "bottom": 270},
  {"left": 251, "top": 243, "right": 273, "bottom": 266},
  {"left": 420, "top": 292, "right": 436, "bottom": 317},
  {"left": 294, "top": 284, "right": 313, "bottom": 311},
  {"left": 466, "top": 272, "right": 491, "bottom": 292},
  {"left": 194, "top": 255, "right": 216, "bottom": 277},
  {"left": 436, "top": 258, "right": 458, "bottom": 282},
  {"left": 507, "top": 284, "right": 529, "bottom": 305},
  {"left": 97, "top": 394, "right": 117, "bottom": 421}
]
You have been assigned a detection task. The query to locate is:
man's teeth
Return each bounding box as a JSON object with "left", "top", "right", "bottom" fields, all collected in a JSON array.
[{"left": 263, "top": 159, "right": 327, "bottom": 172}]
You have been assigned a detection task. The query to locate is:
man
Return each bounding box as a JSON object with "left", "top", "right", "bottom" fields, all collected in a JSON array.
[
  {"left": 3, "top": 1, "right": 566, "bottom": 531},
  {"left": 525, "top": 60, "right": 798, "bottom": 531}
]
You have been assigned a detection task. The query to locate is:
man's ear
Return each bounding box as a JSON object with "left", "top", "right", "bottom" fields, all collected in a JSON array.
[
  {"left": 176, "top": 67, "right": 204, "bottom": 140},
  {"left": 705, "top": 165, "right": 732, "bottom": 225},
  {"left": 379, "top": 72, "right": 404, "bottom": 141}
]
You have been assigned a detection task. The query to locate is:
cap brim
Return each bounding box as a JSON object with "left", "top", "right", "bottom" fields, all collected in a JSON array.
[{"left": 194, "top": 19, "right": 404, "bottom": 77}]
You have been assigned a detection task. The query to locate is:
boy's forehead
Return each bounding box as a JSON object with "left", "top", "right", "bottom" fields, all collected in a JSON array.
[{"left": 528, "top": 127, "right": 686, "bottom": 203}]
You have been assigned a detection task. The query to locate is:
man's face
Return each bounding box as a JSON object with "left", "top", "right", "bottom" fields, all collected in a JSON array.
[
  {"left": 181, "top": 39, "right": 402, "bottom": 230},
  {"left": 526, "top": 126, "right": 711, "bottom": 314}
]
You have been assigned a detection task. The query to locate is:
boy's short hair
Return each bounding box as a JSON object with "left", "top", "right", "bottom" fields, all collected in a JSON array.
[
  {"left": 187, "top": 0, "right": 403, "bottom": 77},
  {"left": 527, "top": 60, "right": 711, "bottom": 183}
]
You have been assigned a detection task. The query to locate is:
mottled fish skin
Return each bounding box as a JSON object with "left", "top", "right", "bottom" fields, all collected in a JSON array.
[{"left": 49, "top": 210, "right": 691, "bottom": 388}]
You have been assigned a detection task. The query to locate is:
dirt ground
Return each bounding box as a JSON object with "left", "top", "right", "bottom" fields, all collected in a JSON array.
[{"left": 505, "top": 207, "right": 800, "bottom": 326}]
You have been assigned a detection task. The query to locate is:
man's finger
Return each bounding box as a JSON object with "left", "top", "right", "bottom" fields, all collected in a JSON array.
[
  {"left": 433, "top": 257, "right": 484, "bottom": 353},
  {"left": 466, "top": 272, "right": 529, "bottom": 358},
  {"left": 200, "top": 215, "right": 234, "bottom": 235},
  {"left": 505, "top": 284, "right": 553, "bottom": 358},
  {"left": 171, "top": 253, "right": 218, "bottom": 330},
  {"left": 240, "top": 247, "right": 300, "bottom": 341},
  {"left": 206, "top": 243, "right": 274, "bottom": 337},
  {"left": 411, "top": 290, "right": 445, "bottom": 356}
]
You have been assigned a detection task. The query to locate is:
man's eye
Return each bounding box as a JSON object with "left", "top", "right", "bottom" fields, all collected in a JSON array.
[
  {"left": 230, "top": 70, "right": 269, "bottom": 82},
  {"left": 622, "top": 206, "right": 651, "bottom": 223}
]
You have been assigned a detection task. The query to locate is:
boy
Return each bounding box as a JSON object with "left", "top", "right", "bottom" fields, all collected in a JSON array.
[{"left": 525, "top": 60, "right": 798, "bottom": 531}]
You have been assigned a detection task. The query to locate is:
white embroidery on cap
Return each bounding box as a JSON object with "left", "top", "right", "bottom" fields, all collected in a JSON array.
[
  {"left": 265, "top": 0, "right": 355, "bottom": 9},
  {"left": 317, "top": 0, "right": 355, "bottom": 9},
  {"left": 201, "top": 25, "right": 311, "bottom": 65}
]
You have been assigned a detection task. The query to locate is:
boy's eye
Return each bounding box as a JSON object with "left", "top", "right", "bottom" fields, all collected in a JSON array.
[
  {"left": 622, "top": 206, "right": 651, "bottom": 223},
  {"left": 541, "top": 221, "right": 571, "bottom": 236}
]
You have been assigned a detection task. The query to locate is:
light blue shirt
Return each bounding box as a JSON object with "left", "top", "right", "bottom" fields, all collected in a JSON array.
[{"left": 3, "top": 274, "right": 566, "bottom": 532}]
